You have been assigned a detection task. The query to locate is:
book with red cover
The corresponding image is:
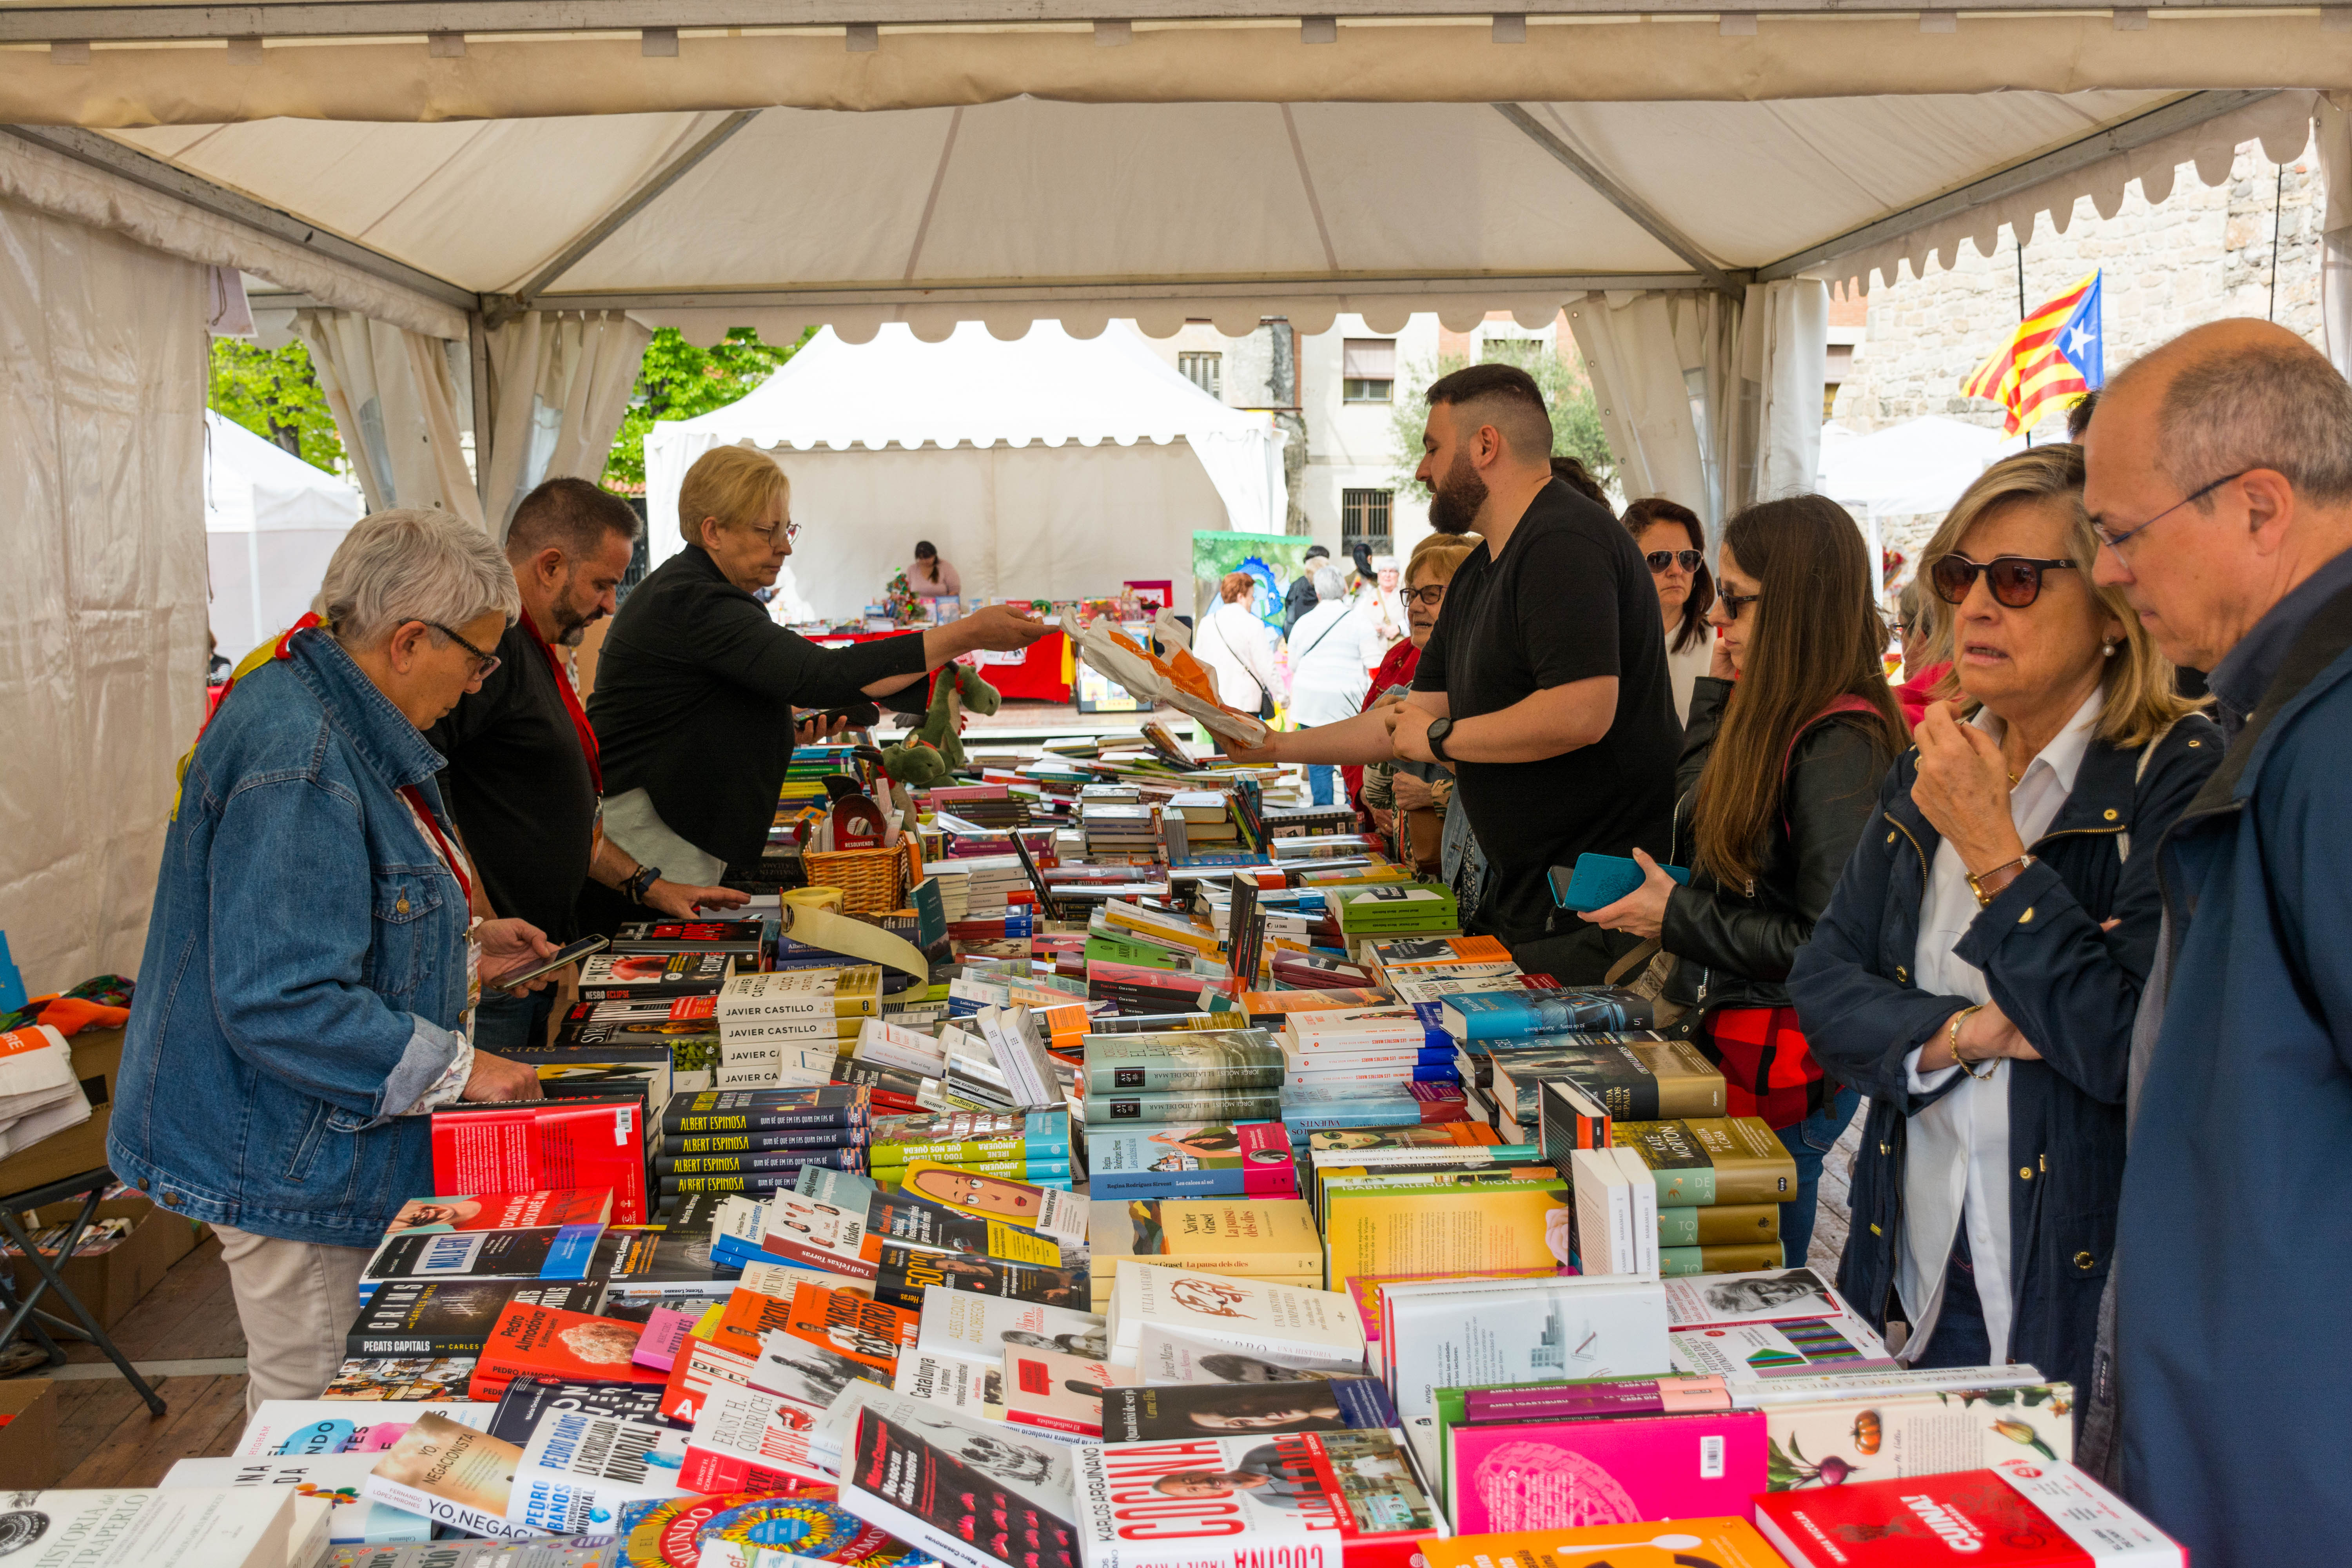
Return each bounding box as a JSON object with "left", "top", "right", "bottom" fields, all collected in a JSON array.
[
  {"left": 466, "top": 1298, "right": 665, "bottom": 1401},
  {"left": 1752, "top": 1459, "right": 2185, "bottom": 1566},
  {"left": 431, "top": 1098, "right": 649, "bottom": 1223}
]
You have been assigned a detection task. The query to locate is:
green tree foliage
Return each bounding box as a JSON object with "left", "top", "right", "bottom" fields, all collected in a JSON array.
[
  {"left": 208, "top": 338, "right": 345, "bottom": 472},
  {"left": 603, "top": 326, "right": 814, "bottom": 489},
  {"left": 1388, "top": 343, "right": 1617, "bottom": 498}
]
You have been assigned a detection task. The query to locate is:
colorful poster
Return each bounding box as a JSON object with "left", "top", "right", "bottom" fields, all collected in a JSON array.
[{"left": 1191, "top": 530, "right": 1318, "bottom": 627}]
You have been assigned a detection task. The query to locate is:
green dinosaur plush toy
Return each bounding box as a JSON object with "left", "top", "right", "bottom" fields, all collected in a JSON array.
[{"left": 880, "top": 662, "right": 1002, "bottom": 789}]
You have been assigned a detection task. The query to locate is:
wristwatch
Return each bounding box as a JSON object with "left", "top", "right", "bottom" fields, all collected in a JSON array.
[
  {"left": 626, "top": 864, "right": 662, "bottom": 904},
  {"left": 1425, "top": 717, "right": 1455, "bottom": 762}
]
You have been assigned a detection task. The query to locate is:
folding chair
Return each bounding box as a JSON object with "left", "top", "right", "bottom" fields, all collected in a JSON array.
[{"left": 0, "top": 1167, "right": 167, "bottom": 1416}]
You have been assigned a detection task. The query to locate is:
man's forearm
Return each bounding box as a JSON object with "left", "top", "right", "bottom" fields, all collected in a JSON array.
[
  {"left": 589, "top": 836, "right": 637, "bottom": 891},
  {"left": 1269, "top": 706, "right": 1406, "bottom": 766}
]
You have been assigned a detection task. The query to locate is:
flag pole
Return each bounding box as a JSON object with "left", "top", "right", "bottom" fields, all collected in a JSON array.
[{"left": 2017, "top": 232, "right": 2031, "bottom": 447}]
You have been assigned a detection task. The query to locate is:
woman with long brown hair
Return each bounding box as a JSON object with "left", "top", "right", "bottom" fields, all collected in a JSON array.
[
  {"left": 1623, "top": 496, "right": 1716, "bottom": 725},
  {"left": 1584, "top": 494, "right": 1906, "bottom": 1263}
]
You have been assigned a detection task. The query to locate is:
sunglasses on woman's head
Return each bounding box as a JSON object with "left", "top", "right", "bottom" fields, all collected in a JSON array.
[
  {"left": 1928, "top": 553, "right": 2077, "bottom": 609},
  {"left": 1646, "top": 549, "right": 1703, "bottom": 574}
]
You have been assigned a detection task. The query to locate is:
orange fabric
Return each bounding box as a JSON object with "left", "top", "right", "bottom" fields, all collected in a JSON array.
[{"left": 22, "top": 997, "right": 127, "bottom": 1037}]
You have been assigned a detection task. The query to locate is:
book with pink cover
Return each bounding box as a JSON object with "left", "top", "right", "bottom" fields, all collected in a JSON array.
[{"left": 1446, "top": 1409, "right": 1767, "bottom": 1533}]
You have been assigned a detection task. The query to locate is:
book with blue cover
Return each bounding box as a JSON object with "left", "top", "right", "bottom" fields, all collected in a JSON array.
[
  {"left": 1438, "top": 987, "right": 1659, "bottom": 1041},
  {"left": 1086, "top": 1122, "right": 1297, "bottom": 1198}
]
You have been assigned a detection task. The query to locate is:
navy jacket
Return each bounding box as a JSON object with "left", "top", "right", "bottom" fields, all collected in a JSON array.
[
  {"left": 2118, "top": 586, "right": 2352, "bottom": 1565},
  {"left": 1788, "top": 714, "right": 2219, "bottom": 1392}
]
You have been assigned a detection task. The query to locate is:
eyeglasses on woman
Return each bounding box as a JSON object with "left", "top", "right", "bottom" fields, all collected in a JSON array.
[{"left": 1646, "top": 549, "right": 1703, "bottom": 574}]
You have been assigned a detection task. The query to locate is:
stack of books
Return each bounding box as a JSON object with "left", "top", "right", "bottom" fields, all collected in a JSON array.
[
  {"left": 870, "top": 1108, "right": 1074, "bottom": 1189},
  {"left": 714, "top": 965, "right": 881, "bottom": 1088},
  {"left": 652, "top": 1086, "right": 873, "bottom": 1200},
  {"left": 1604, "top": 1116, "right": 1797, "bottom": 1276},
  {"left": 1076, "top": 1029, "right": 1284, "bottom": 1127},
  {"left": 1331, "top": 882, "right": 1462, "bottom": 959},
  {"left": 1081, "top": 800, "right": 1159, "bottom": 858}
]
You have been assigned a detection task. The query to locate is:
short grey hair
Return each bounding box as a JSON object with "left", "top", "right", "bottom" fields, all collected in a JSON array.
[
  {"left": 2155, "top": 338, "right": 2352, "bottom": 506},
  {"left": 1313, "top": 566, "right": 1346, "bottom": 601},
  {"left": 320, "top": 508, "right": 519, "bottom": 648}
]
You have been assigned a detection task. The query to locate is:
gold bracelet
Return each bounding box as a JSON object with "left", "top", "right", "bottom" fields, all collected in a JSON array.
[{"left": 1947, "top": 1004, "right": 1998, "bottom": 1080}]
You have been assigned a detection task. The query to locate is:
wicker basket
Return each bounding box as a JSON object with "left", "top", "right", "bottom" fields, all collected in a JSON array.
[{"left": 802, "top": 839, "right": 924, "bottom": 915}]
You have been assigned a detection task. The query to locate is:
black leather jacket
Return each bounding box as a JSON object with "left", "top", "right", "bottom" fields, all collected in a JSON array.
[{"left": 1660, "top": 677, "right": 1895, "bottom": 1016}]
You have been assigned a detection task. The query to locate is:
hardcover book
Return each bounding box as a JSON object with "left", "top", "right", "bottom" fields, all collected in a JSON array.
[
  {"left": 1751, "top": 1459, "right": 2183, "bottom": 1566},
  {"left": 361, "top": 1225, "right": 607, "bottom": 1286},
  {"left": 347, "top": 1279, "right": 603, "bottom": 1359},
  {"left": 1090, "top": 1197, "right": 1324, "bottom": 1286},
  {"left": 1085, "top": 1122, "right": 1298, "bottom": 1199},
  {"left": 1073, "top": 1429, "right": 1441, "bottom": 1568},
  {"left": 1613, "top": 1117, "right": 1799, "bottom": 1207},
  {"left": 839, "top": 1408, "right": 1082, "bottom": 1568},
  {"left": 1098, "top": 1375, "right": 1395, "bottom": 1442},
  {"left": 1080, "top": 1033, "right": 1283, "bottom": 1094},
  {"left": 1417, "top": 1519, "right": 1790, "bottom": 1568},
  {"left": 867, "top": 1191, "right": 1065, "bottom": 1268},
  {"left": 1439, "top": 988, "right": 1657, "bottom": 1040},
  {"left": 1445, "top": 1409, "right": 1768, "bottom": 1533},
  {"left": 430, "top": 1097, "right": 650, "bottom": 1223},
  {"left": 1490, "top": 1038, "right": 1727, "bottom": 1123}
]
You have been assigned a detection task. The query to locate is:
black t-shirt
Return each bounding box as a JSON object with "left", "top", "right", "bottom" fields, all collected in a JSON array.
[
  {"left": 586, "top": 545, "right": 929, "bottom": 877},
  {"left": 424, "top": 621, "right": 597, "bottom": 941},
  {"left": 1412, "top": 478, "right": 1679, "bottom": 943}
]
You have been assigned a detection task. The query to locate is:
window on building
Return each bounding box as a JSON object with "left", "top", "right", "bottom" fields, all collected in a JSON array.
[
  {"left": 1342, "top": 489, "right": 1394, "bottom": 554},
  {"left": 1342, "top": 339, "right": 1396, "bottom": 402},
  {"left": 1179, "top": 352, "right": 1223, "bottom": 398},
  {"left": 1824, "top": 343, "right": 1856, "bottom": 420}
]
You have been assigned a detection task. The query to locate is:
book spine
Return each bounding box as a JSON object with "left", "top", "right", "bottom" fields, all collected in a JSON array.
[
  {"left": 662, "top": 1109, "right": 860, "bottom": 1134},
  {"left": 1660, "top": 1241, "right": 1786, "bottom": 1276},
  {"left": 657, "top": 1149, "right": 867, "bottom": 1176},
  {"left": 662, "top": 1128, "right": 862, "bottom": 1155}
]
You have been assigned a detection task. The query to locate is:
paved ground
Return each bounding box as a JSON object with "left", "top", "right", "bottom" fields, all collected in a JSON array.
[{"left": 1809, "top": 1100, "right": 1867, "bottom": 1276}]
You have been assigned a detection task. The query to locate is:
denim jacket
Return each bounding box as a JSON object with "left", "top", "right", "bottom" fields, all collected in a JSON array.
[{"left": 110, "top": 628, "right": 472, "bottom": 1247}]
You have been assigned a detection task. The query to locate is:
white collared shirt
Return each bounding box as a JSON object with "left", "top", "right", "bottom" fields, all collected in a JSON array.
[{"left": 1898, "top": 686, "right": 2105, "bottom": 1366}]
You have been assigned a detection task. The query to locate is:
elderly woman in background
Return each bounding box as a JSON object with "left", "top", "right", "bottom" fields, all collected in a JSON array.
[
  {"left": 1285, "top": 566, "right": 1374, "bottom": 806},
  {"left": 1624, "top": 497, "right": 1716, "bottom": 726},
  {"left": 582, "top": 446, "right": 1046, "bottom": 929},
  {"left": 1196, "top": 571, "right": 1283, "bottom": 719},
  {"left": 1789, "top": 446, "right": 2220, "bottom": 1393},
  {"left": 1360, "top": 537, "right": 1478, "bottom": 871},
  {"left": 113, "top": 509, "right": 564, "bottom": 1410}
]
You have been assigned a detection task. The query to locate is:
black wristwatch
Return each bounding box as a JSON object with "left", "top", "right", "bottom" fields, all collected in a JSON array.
[
  {"left": 626, "top": 864, "right": 662, "bottom": 904},
  {"left": 1425, "top": 716, "right": 1455, "bottom": 763}
]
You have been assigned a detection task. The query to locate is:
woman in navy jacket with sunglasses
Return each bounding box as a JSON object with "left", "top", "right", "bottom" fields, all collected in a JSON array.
[{"left": 1789, "top": 446, "right": 2217, "bottom": 1393}]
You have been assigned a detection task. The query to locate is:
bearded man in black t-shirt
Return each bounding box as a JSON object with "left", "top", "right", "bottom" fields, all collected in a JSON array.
[{"left": 1223, "top": 363, "right": 1677, "bottom": 978}]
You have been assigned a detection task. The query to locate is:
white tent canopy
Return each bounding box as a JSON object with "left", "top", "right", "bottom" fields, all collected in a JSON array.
[
  {"left": 645, "top": 321, "right": 1284, "bottom": 619},
  {"left": 1817, "top": 417, "right": 2015, "bottom": 523},
  {"left": 203, "top": 410, "right": 366, "bottom": 659}
]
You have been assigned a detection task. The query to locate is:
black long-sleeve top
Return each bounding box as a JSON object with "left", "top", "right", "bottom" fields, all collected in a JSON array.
[{"left": 587, "top": 544, "right": 929, "bottom": 871}]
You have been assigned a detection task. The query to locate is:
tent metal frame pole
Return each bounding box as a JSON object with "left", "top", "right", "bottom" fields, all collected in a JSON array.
[
  {"left": 502, "top": 272, "right": 1716, "bottom": 313},
  {"left": 498, "top": 108, "right": 762, "bottom": 314},
  {"left": 0, "top": 123, "right": 480, "bottom": 313},
  {"left": 0, "top": 0, "right": 2288, "bottom": 42},
  {"left": 1755, "top": 87, "right": 2279, "bottom": 283},
  {"left": 1490, "top": 102, "right": 1745, "bottom": 297}
]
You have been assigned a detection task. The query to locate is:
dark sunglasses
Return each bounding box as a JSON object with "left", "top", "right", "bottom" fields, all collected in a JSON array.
[
  {"left": 425, "top": 621, "right": 501, "bottom": 679},
  {"left": 1928, "top": 554, "right": 2077, "bottom": 609},
  {"left": 1645, "top": 549, "right": 1703, "bottom": 574},
  {"left": 1717, "top": 587, "right": 1761, "bottom": 621}
]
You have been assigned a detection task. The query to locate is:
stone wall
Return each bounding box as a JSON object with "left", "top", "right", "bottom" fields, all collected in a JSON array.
[{"left": 1833, "top": 136, "right": 2326, "bottom": 576}]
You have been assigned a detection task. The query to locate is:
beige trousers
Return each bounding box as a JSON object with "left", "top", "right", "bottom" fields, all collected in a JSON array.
[{"left": 214, "top": 1224, "right": 372, "bottom": 1414}]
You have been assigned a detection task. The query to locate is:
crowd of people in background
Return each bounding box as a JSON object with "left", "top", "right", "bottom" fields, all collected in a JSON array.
[{"left": 1222, "top": 322, "right": 2352, "bottom": 1565}]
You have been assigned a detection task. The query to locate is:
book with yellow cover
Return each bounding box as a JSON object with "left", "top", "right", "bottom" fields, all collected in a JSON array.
[
  {"left": 1419, "top": 1519, "right": 1789, "bottom": 1568},
  {"left": 1322, "top": 1180, "right": 1571, "bottom": 1290},
  {"left": 1086, "top": 1197, "right": 1323, "bottom": 1281}
]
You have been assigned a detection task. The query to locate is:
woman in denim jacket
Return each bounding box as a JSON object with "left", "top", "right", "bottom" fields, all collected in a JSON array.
[{"left": 112, "top": 509, "right": 559, "bottom": 1408}]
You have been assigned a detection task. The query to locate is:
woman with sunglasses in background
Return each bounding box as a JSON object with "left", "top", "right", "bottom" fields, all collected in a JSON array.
[
  {"left": 1788, "top": 446, "right": 2217, "bottom": 1394},
  {"left": 581, "top": 445, "right": 1048, "bottom": 933},
  {"left": 1584, "top": 494, "right": 1904, "bottom": 1266},
  {"left": 1359, "top": 536, "right": 1480, "bottom": 875},
  {"left": 1624, "top": 497, "right": 1717, "bottom": 725}
]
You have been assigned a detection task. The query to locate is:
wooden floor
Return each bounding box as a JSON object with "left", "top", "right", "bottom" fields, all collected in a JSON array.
[{"left": 18, "top": 1233, "right": 254, "bottom": 1488}]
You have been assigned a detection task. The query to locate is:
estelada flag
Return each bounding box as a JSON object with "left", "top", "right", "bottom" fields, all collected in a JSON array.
[{"left": 1960, "top": 270, "right": 2105, "bottom": 436}]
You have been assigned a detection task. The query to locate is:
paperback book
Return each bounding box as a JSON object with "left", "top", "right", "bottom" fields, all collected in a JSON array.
[{"left": 1084, "top": 1122, "right": 1298, "bottom": 1199}]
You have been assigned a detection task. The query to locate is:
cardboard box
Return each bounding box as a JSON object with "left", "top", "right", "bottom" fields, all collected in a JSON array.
[
  {"left": 0, "top": 1380, "right": 61, "bottom": 1489},
  {"left": 0, "top": 1027, "right": 123, "bottom": 1200},
  {"left": 7, "top": 1193, "right": 200, "bottom": 1329}
]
